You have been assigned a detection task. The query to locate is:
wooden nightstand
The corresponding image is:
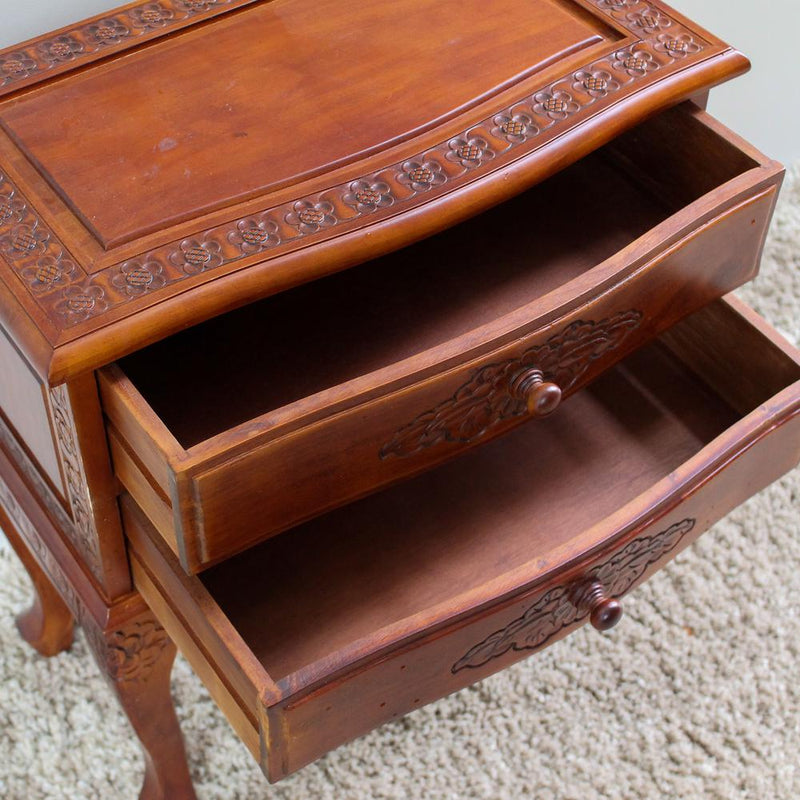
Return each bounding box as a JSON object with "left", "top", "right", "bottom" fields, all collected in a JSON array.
[{"left": 1, "top": 1, "right": 797, "bottom": 797}]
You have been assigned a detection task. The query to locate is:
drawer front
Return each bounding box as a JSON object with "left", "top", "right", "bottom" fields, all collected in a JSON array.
[
  {"left": 125, "top": 300, "right": 800, "bottom": 783},
  {"left": 177, "top": 185, "right": 777, "bottom": 571},
  {"left": 263, "top": 405, "right": 800, "bottom": 779}
]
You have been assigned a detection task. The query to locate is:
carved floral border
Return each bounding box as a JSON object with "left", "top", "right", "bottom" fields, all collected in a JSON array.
[
  {"left": 48, "top": 385, "right": 104, "bottom": 581},
  {"left": 0, "top": 0, "right": 713, "bottom": 335}
]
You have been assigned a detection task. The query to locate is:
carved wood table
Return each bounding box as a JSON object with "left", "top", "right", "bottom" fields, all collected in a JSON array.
[{"left": 1, "top": 1, "right": 798, "bottom": 797}]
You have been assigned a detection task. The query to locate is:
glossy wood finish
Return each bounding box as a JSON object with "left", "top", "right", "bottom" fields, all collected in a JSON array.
[
  {"left": 126, "top": 299, "right": 800, "bottom": 780},
  {"left": 1, "top": 0, "right": 612, "bottom": 247},
  {"left": 101, "top": 104, "right": 783, "bottom": 572},
  {"left": 0, "top": 0, "right": 749, "bottom": 382},
  {"left": 572, "top": 580, "right": 624, "bottom": 631}
]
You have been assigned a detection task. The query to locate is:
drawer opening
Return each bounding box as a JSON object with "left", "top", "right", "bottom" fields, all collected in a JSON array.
[
  {"left": 116, "top": 104, "right": 760, "bottom": 450},
  {"left": 195, "top": 301, "right": 800, "bottom": 688}
]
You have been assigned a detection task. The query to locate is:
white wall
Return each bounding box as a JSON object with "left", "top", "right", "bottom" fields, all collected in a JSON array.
[
  {"left": 672, "top": 0, "right": 800, "bottom": 165},
  {"left": 1, "top": 1, "right": 797, "bottom": 163}
]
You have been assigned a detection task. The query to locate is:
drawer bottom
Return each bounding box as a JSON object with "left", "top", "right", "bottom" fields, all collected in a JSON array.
[{"left": 125, "top": 298, "right": 800, "bottom": 781}]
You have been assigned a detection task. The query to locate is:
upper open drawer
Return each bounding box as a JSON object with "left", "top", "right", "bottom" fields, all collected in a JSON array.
[
  {"left": 99, "top": 104, "right": 783, "bottom": 573},
  {"left": 0, "top": 0, "right": 752, "bottom": 381}
]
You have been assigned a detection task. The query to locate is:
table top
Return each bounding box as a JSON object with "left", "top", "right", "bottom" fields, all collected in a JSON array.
[{"left": 0, "top": 0, "right": 747, "bottom": 382}]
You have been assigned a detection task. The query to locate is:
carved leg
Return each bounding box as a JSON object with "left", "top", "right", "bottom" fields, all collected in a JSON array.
[
  {"left": 3, "top": 513, "right": 74, "bottom": 656},
  {"left": 84, "top": 608, "right": 197, "bottom": 800}
]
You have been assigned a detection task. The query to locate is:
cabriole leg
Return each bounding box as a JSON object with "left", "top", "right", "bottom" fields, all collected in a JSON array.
[
  {"left": 4, "top": 516, "right": 74, "bottom": 657},
  {"left": 84, "top": 608, "right": 197, "bottom": 800}
]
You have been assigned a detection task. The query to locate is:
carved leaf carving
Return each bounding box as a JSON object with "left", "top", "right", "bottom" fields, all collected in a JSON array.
[
  {"left": 452, "top": 518, "right": 696, "bottom": 673},
  {"left": 380, "top": 309, "right": 643, "bottom": 459},
  {"left": 48, "top": 385, "right": 104, "bottom": 580}
]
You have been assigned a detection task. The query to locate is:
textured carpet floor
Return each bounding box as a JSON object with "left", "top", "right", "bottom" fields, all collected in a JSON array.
[{"left": 1, "top": 166, "right": 799, "bottom": 800}]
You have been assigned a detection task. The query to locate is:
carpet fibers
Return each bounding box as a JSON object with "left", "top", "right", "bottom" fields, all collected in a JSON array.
[{"left": 1, "top": 166, "right": 798, "bottom": 800}]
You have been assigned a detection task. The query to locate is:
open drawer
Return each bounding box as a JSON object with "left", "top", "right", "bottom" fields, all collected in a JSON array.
[
  {"left": 124, "top": 297, "right": 800, "bottom": 780},
  {"left": 101, "top": 104, "right": 784, "bottom": 573}
]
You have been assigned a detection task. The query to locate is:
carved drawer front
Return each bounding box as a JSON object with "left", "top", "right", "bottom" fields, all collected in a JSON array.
[
  {"left": 125, "top": 299, "right": 800, "bottom": 781},
  {"left": 101, "top": 105, "right": 783, "bottom": 573}
]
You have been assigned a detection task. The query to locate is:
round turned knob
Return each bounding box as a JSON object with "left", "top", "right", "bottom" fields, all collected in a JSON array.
[
  {"left": 573, "top": 581, "right": 623, "bottom": 632},
  {"left": 509, "top": 368, "right": 562, "bottom": 417}
]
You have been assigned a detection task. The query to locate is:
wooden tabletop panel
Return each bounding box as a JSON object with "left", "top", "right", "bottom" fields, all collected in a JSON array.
[{"left": 0, "top": 0, "right": 750, "bottom": 381}]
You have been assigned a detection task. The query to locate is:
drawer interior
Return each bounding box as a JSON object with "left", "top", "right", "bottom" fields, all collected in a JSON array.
[
  {"left": 116, "top": 104, "right": 760, "bottom": 448},
  {"left": 194, "top": 301, "right": 800, "bottom": 686}
]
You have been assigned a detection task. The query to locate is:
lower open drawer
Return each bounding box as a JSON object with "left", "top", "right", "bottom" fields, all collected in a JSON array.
[{"left": 124, "top": 297, "right": 800, "bottom": 782}]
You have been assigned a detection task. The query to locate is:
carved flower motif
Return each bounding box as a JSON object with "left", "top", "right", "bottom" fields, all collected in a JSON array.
[
  {"left": 129, "top": 3, "right": 174, "bottom": 29},
  {"left": 594, "top": 0, "right": 636, "bottom": 9},
  {"left": 532, "top": 90, "right": 580, "bottom": 121},
  {"left": 612, "top": 47, "right": 658, "bottom": 77},
  {"left": 57, "top": 284, "right": 107, "bottom": 323},
  {"left": 655, "top": 33, "right": 701, "bottom": 58},
  {"left": 626, "top": 8, "right": 671, "bottom": 33},
  {"left": 396, "top": 160, "right": 446, "bottom": 192},
  {"left": 227, "top": 213, "right": 280, "bottom": 254},
  {"left": 84, "top": 18, "right": 130, "bottom": 46},
  {"left": 169, "top": 237, "right": 224, "bottom": 274},
  {"left": 175, "top": 0, "right": 218, "bottom": 11},
  {"left": 112, "top": 260, "right": 167, "bottom": 296},
  {"left": 572, "top": 69, "right": 621, "bottom": 99},
  {"left": 104, "top": 622, "right": 169, "bottom": 683},
  {"left": 0, "top": 192, "right": 26, "bottom": 226},
  {"left": 285, "top": 199, "right": 336, "bottom": 234},
  {"left": 446, "top": 136, "right": 493, "bottom": 168},
  {"left": 342, "top": 179, "right": 394, "bottom": 213},
  {"left": 0, "top": 223, "right": 49, "bottom": 259},
  {"left": 38, "top": 35, "right": 84, "bottom": 63},
  {"left": 22, "top": 253, "right": 77, "bottom": 292},
  {"left": 0, "top": 52, "right": 37, "bottom": 82},
  {"left": 492, "top": 112, "right": 539, "bottom": 144}
]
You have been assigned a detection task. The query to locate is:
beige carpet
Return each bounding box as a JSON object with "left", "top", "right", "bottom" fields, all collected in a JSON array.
[{"left": 1, "top": 166, "right": 799, "bottom": 800}]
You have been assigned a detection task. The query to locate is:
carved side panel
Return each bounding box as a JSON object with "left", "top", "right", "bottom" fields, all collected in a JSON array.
[
  {"left": 47, "top": 384, "right": 103, "bottom": 580},
  {"left": 0, "top": 470, "right": 84, "bottom": 624},
  {"left": 381, "top": 309, "right": 643, "bottom": 459},
  {"left": 0, "top": 411, "right": 71, "bottom": 532},
  {"left": 451, "top": 518, "right": 696, "bottom": 673}
]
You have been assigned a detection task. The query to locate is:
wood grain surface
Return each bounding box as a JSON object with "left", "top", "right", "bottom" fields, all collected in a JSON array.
[{"left": 1, "top": 0, "right": 611, "bottom": 247}]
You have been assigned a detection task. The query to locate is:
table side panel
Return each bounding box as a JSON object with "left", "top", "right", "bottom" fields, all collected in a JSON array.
[{"left": 0, "top": 325, "right": 64, "bottom": 492}]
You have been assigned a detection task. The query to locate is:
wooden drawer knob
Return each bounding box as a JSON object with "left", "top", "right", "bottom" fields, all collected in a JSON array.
[
  {"left": 509, "top": 368, "right": 562, "bottom": 417},
  {"left": 573, "top": 580, "right": 623, "bottom": 631}
]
